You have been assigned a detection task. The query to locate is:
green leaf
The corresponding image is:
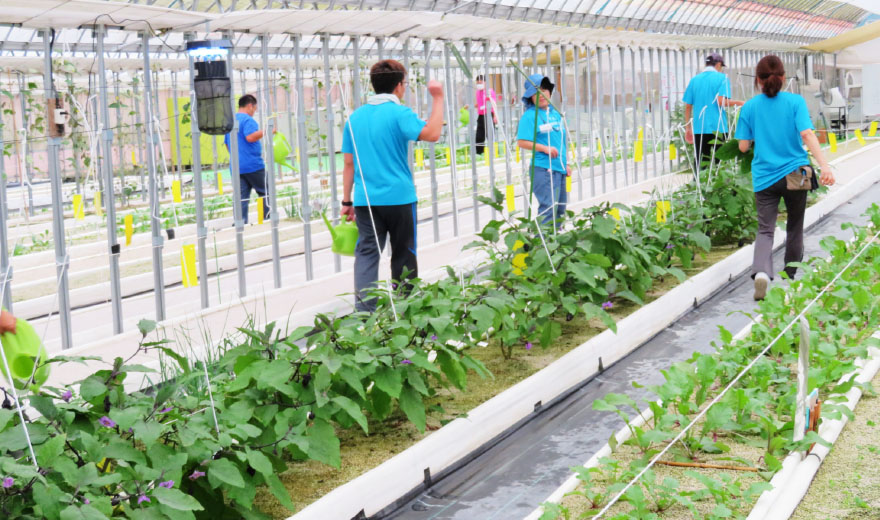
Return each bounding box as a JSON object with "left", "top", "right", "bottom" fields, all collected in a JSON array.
[
  {"left": 246, "top": 450, "right": 274, "bottom": 476},
  {"left": 80, "top": 376, "right": 107, "bottom": 400},
  {"left": 372, "top": 366, "right": 403, "bottom": 398},
  {"left": 265, "top": 473, "right": 297, "bottom": 512},
  {"left": 37, "top": 433, "right": 66, "bottom": 462},
  {"left": 152, "top": 487, "right": 205, "bottom": 511},
  {"left": 581, "top": 253, "right": 612, "bottom": 268},
  {"left": 59, "top": 505, "right": 108, "bottom": 520},
  {"left": 133, "top": 420, "right": 164, "bottom": 445},
  {"left": 333, "top": 396, "right": 368, "bottom": 434},
  {"left": 398, "top": 385, "right": 426, "bottom": 433},
  {"left": 208, "top": 458, "right": 246, "bottom": 489},
  {"left": 306, "top": 419, "right": 340, "bottom": 468}
]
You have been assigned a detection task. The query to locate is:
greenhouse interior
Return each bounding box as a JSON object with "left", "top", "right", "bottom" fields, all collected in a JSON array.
[{"left": 2, "top": 0, "right": 880, "bottom": 518}]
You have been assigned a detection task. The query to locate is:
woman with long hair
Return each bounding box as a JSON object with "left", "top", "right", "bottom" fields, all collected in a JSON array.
[{"left": 735, "top": 55, "right": 835, "bottom": 300}]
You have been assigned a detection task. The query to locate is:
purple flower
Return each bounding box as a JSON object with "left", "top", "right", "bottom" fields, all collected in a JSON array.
[
  {"left": 158, "top": 480, "right": 174, "bottom": 489},
  {"left": 602, "top": 301, "right": 614, "bottom": 310},
  {"left": 98, "top": 416, "right": 116, "bottom": 428},
  {"left": 2, "top": 477, "right": 13, "bottom": 488},
  {"left": 665, "top": 244, "right": 675, "bottom": 250},
  {"left": 525, "top": 342, "right": 532, "bottom": 351},
  {"left": 82, "top": 498, "right": 90, "bottom": 505},
  {"left": 137, "top": 494, "right": 150, "bottom": 505},
  {"left": 157, "top": 407, "right": 173, "bottom": 414},
  {"left": 61, "top": 389, "right": 72, "bottom": 402},
  {"left": 401, "top": 359, "right": 412, "bottom": 365},
  {"left": 189, "top": 470, "right": 206, "bottom": 480},
  {"left": 430, "top": 335, "right": 437, "bottom": 341}
]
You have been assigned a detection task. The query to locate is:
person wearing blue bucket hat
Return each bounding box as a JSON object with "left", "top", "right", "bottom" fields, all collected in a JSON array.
[{"left": 516, "top": 73, "right": 570, "bottom": 228}]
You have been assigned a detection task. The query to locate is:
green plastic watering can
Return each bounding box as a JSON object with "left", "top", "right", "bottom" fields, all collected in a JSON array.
[
  {"left": 1, "top": 318, "right": 50, "bottom": 391},
  {"left": 322, "top": 212, "right": 358, "bottom": 257},
  {"left": 273, "top": 132, "right": 296, "bottom": 172}
]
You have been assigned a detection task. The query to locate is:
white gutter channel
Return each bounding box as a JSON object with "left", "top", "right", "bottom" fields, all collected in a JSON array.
[
  {"left": 747, "top": 336, "right": 880, "bottom": 520},
  {"left": 289, "top": 147, "right": 880, "bottom": 519}
]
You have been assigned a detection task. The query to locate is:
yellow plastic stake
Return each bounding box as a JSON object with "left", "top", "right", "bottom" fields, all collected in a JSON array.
[
  {"left": 855, "top": 128, "right": 866, "bottom": 146},
  {"left": 95, "top": 191, "right": 103, "bottom": 218},
  {"left": 172, "top": 180, "right": 182, "bottom": 203},
  {"left": 124, "top": 214, "right": 133, "bottom": 246},
  {"left": 505, "top": 184, "right": 515, "bottom": 212},
  {"left": 131, "top": 150, "right": 137, "bottom": 166},
  {"left": 72, "top": 194, "right": 85, "bottom": 220},
  {"left": 180, "top": 244, "right": 198, "bottom": 287},
  {"left": 634, "top": 128, "right": 644, "bottom": 162},
  {"left": 257, "top": 197, "right": 264, "bottom": 225},
  {"left": 415, "top": 148, "right": 424, "bottom": 168},
  {"left": 669, "top": 143, "right": 677, "bottom": 161},
  {"left": 516, "top": 146, "right": 521, "bottom": 162},
  {"left": 444, "top": 146, "right": 452, "bottom": 164},
  {"left": 656, "top": 201, "right": 671, "bottom": 223},
  {"left": 829, "top": 132, "right": 838, "bottom": 153},
  {"left": 596, "top": 138, "right": 603, "bottom": 154},
  {"left": 484, "top": 149, "right": 490, "bottom": 166},
  {"left": 565, "top": 175, "right": 572, "bottom": 193},
  {"left": 609, "top": 207, "right": 621, "bottom": 221},
  {"left": 871, "top": 121, "right": 879, "bottom": 137}
]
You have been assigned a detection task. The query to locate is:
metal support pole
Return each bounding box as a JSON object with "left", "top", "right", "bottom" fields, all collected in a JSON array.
[
  {"left": 500, "top": 44, "right": 514, "bottom": 188},
  {"left": 0, "top": 110, "right": 12, "bottom": 312},
  {"left": 608, "top": 46, "right": 619, "bottom": 190},
  {"left": 664, "top": 48, "right": 673, "bottom": 173},
  {"left": 226, "top": 32, "right": 248, "bottom": 296},
  {"left": 133, "top": 73, "right": 147, "bottom": 201},
  {"left": 425, "top": 39, "right": 439, "bottom": 242},
  {"left": 517, "top": 43, "right": 530, "bottom": 214},
  {"left": 113, "top": 71, "right": 127, "bottom": 207},
  {"left": 18, "top": 73, "right": 35, "bottom": 216},
  {"left": 631, "top": 47, "right": 640, "bottom": 183},
  {"left": 143, "top": 33, "right": 166, "bottom": 322},
  {"left": 597, "top": 46, "right": 607, "bottom": 193},
  {"left": 573, "top": 44, "right": 583, "bottom": 200},
  {"left": 465, "top": 40, "right": 479, "bottom": 231},
  {"left": 294, "top": 36, "right": 314, "bottom": 281},
  {"left": 443, "top": 43, "right": 460, "bottom": 237},
  {"left": 352, "top": 36, "right": 362, "bottom": 109},
  {"left": 186, "top": 39, "right": 210, "bottom": 309},
  {"left": 260, "top": 36, "right": 282, "bottom": 287},
  {"left": 322, "top": 34, "right": 341, "bottom": 273},
  {"left": 211, "top": 136, "right": 219, "bottom": 189},
  {"left": 171, "top": 70, "right": 184, "bottom": 185},
  {"left": 619, "top": 46, "right": 629, "bottom": 186},
  {"left": 644, "top": 48, "right": 657, "bottom": 178},
  {"left": 484, "top": 40, "right": 496, "bottom": 220},
  {"left": 42, "top": 30, "right": 73, "bottom": 348},
  {"left": 377, "top": 37, "right": 385, "bottom": 61},
  {"left": 96, "top": 26, "right": 124, "bottom": 334},
  {"left": 585, "top": 45, "right": 596, "bottom": 197}
]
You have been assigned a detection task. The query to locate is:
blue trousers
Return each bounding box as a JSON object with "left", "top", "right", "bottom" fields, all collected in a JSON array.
[
  {"left": 531, "top": 166, "right": 567, "bottom": 226},
  {"left": 239, "top": 169, "right": 269, "bottom": 224}
]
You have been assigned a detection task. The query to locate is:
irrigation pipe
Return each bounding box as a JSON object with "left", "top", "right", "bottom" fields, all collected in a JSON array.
[{"left": 593, "top": 225, "right": 880, "bottom": 518}]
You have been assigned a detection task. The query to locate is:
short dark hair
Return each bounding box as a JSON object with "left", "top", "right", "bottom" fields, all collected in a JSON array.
[
  {"left": 370, "top": 60, "right": 406, "bottom": 95},
  {"left": 476, "top": 75, "right": 485, "bottom": 82},
  {"left": 238, "top": 94, "right": 257, "bottom": 108}
]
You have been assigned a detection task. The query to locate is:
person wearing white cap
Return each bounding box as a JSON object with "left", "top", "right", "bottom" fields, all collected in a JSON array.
[{"left": 683, "top": 53, "right": 744, "bottom": 170}]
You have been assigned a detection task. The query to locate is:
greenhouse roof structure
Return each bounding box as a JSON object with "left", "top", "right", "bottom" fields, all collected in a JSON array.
[{"left": 1, "top": 0, "right": 878, "bottom": 64}]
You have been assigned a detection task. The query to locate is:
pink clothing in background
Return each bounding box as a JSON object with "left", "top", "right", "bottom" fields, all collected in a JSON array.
[{"left": 476, "top": 89, "right": 497, "bottom": 116}]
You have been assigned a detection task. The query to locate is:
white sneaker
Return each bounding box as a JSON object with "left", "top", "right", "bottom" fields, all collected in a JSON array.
[{"left": 754, "top": 272, "right": 770, "bottom": 301}]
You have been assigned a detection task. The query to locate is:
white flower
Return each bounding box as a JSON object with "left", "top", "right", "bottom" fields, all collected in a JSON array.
[
  {"left": 366, "top": 381, "right": 375, "bottom": 393},
  {"left": 614, "top": 263, "right": 627, "bottom": 271},
  {"left": 428, "top": 351, "right": 438, "bottom": 363}
]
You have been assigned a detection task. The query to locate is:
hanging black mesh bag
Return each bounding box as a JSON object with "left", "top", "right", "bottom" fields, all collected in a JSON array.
[{"left": 194, "top": 76, "right": 233, "bottom": 135}]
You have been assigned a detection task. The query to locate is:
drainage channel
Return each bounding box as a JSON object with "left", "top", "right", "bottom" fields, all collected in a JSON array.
[{"left": 379, "top": 179, "right": 880, "bottom": 520}]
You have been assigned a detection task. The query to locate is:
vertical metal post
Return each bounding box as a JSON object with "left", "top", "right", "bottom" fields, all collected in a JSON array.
[
  {"left": 517, "top": 43, "right": 530, "bottom": 214},
  {"left": 226, "top": 32, "right": 248, "bottom": 296},
  {"left": 42, "top": 30, "right": 72, "bottom": 348},
  {"left": 630, "top": 47, "right": 639, "bottom": 183},
  {"left": 322, "top": 34, "right": 342, "bottom": 273},
  {"left": 585, "top": 45, "right": 596, "bottom": 197},
  {"left": 170, "top": 70, "right": 184, "bottom": 185},
  {"left": 425, "top": 39, "right": 439, "bottom": 242},
  {"left": 377, "top": 37, "right": 385, "bottom": 61},
  {"left": 96, "top": 26, "right": 124, "bottom": 334},
  {"left": 211, "top": 136, "right": 219, "bottom": 190},
  {"left": 443, "top": 43, "right": 460, "bottom": 237},
  {"left": 133, "top": 72, "right": 147, "bottom": 201},
  {"left": 597, "top": 46, "right": 607, "bottom": 193},
  {"left": 665, "top": 48, "right": 673, "bottom": 173},
  {"left": 17, "top": 73, "right": 35, "bottom": 216},
  {"left": 484, "top": 40, "right": 496, "bottom": 219},
  {"left": 113, "top": 71, "right": 127, "bottom": 206},
  {"left": 644, "top": 48, "right": 657, "bottom": 178},
  {"left": 0, "top": 105, "right": 12, "bottom": 312},
  {"left": 185, "top": 40, "right": 210, "bottom": 309},
  {"left": 619, "top": 46, "right": 629, "bottom": 186},
  {"left": 531, "top": 44, "right": 538, "bottom": 74},
  {"left": 260, "top": 35, "right": 282, "bottom": 287},
  {"left": 90, "top": 76, "right": 105, "bottom": 195},
  {"left": 608, "top": 46, "right": 619, "bottom": 190},
  {"left": 66, "top": 74, "right": 83, "bottom": 196},
  {"left": 500, "top": 45, "right": 513, "bottom": 188},
  {"left": 673, "top": 49, "right": 681, "bottom": 170},
  {"left": 465, "top": 40, "right": 479, "bottom": 231},
  {"left": 294, "top": 36, "right": 314, "bottom": 280},
  {"left": 573, "top": 44, "right": 583, "bottom": 200},
  {"left": 143, "top": 33, "right": 166, "bottom": 322},
  {"left": 352, "top": 36, "right": 362, "bottom": 109},
  {"left": 403, "top": 40, "right": 414, "bottom": 173}
]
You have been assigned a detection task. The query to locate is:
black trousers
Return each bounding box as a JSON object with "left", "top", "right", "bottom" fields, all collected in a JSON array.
[
  {"left": 753, "top": 176, "right": 808, "bottom": 280},
  {"left": 476, "top": 114, "right": 495, "bottom": 155},
  {"left": 693, "top": 133, "right": 724, "bottom": 171},
  {"left": 354, "top": 203, "right": 418, "bottom": 312},
  {"left": 239, "top": 169, "right": 270, "bottom": 224}
]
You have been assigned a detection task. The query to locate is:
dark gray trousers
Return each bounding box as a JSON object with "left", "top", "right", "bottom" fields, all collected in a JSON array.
[
  {"left": 752, "top": 176, "right": 808, "bottom": 280},
  {"left": 354, "top": 203, "right": 418, "bottom": 312}
]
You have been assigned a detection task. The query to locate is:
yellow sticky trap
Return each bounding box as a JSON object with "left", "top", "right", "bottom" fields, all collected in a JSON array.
[
  {"left": 415, "top": 148, "right": 424, "bottom": 168},
  {"left": 511, "top": 240, "right": 528, "bottom": 276},
  {"left": 444, "top": 146, "right": 452, "bottom": 164},
  {"left": 124, "top": 214, "right": 133, "bottom": 246},
  {"left": 610, "top": 207, "right": 621, "bottom": 221},
  {"left": 516, "top": 146, "right": 521, "bottom": 162},
  {"left": 72, "top": 194, "right": 84, "bottom": 220},
  {"left": 484, "top": 150, "right": 490, "bottom": 166},
  {"left": 669, "top": 143, "right": 677, "bottom": 161},
  {"left": 855, "top": 128, "right": 866, "bottom": 146},
  {"left": 505, "top": 184, "right": 515, "bottom": 212},
  {"left": 634, "top": 140, "right": 644, "bottom": 163},
  {"left": 656, "top": 201, "right": 671, "bottom": 223},
  {"left": 95, "top": 191, "right": 103, "bottom": 218},
  {"left": 637, "top": 127, "right": 644, "bottom": 141},
  {"left": 829, "top": 132, "right": 838, "bottom": 153},
  {"left": 870, "top": 121, "right": 878, "bottom": 137},
  {"left": 596, "top": 138, "right": 603, "bottom": 154},
  {"left": 565, "top": 175, "right": 572, "bottom": 193},
  {"left": 180, "top": 244, "right": 198, "bottom": 287},
  {"left": 131, "top": 150, "right": 137, "bottom": 166},
  {"left": 257, "top": 197, "right": 264, "bottom": 225},
  {"left": 172, "top": 180, "right": 182, "bottom": 203},
  {"left": 295, "top": 147, "right": 301, "bottom": 163}
]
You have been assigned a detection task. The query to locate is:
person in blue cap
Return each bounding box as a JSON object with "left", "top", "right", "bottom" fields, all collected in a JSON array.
[
  {"left": 683, "top": 53, "right": 743, "bottom": 171},
  {"left": 516, "top": 74, "right": 570, "bottom": 227}
]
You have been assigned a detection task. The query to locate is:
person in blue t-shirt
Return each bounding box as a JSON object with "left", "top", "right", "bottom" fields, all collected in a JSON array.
[
  {"left": 516, "top": 74, "right": 570, "bottom": 228},
  {"left": 735, "top": 55, "right": 835, "bottom": 301},
  {"left": 224, "top": 94, "right": 271, "bottom": 224},
  {"left": 683, "top": 53, "right": 743, "bottom": 171},
  {"left": 340, "top": 59, "right": 444, "bottom": 312}
]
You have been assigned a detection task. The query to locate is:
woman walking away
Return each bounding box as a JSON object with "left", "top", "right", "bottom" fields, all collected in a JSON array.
[{"left": 735, "top": 55, "right": 835, "bottom": 301}]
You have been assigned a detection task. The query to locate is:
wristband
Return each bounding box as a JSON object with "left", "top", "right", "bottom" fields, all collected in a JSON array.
[{"left": 341, "top": 201, "right": 353, "bottom": 207}]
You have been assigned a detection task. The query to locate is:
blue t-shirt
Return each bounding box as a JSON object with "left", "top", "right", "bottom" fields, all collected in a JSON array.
[
  {"left": 341, "top": 101, "right": 426, "bottom": 207},
  {"left": 735, "top": 92, "right": 813, "bottom": 192},
  {"left": 224, "top": 113, "right": 264, "bottom": 174},
  {"left": 683, "top": 69, "right": 732, "bottom": 134},
  {"left": 516, "top": 106, "right": 568, "bottom": 172}
]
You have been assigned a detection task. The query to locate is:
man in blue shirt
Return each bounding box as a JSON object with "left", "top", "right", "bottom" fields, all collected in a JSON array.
[
  {"left": 683, "top": 53, "right": 743, "bottom": 171},
  {"left": 516, "top": 74, "right": 570, "bottom": 227},
  {"left": 224, "top": 94, "right": 271, "bottom": 224},
  {"left": 340, "top": 59, "right": 445, "bottom": 312}
]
